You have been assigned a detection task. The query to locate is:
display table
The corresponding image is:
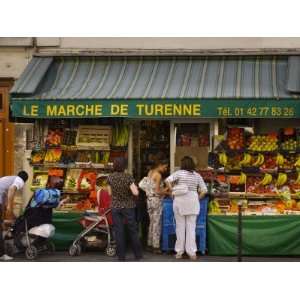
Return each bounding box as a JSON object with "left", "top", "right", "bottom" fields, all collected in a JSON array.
[
  {"left": 208, "top": 215, "right": 300, "bottom": 256},
  {"left": 52, "top": 212, "right": 83, "bottom": 251},
  {"left": 161, "top": 197, "right": 208, "bottom": 254}
]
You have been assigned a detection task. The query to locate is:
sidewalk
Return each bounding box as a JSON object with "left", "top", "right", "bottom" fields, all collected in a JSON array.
[{"left": 9, "top": 251, "right": 300, "bottom": 262}]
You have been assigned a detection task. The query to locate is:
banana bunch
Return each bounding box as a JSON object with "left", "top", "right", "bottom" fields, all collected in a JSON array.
[
  {"left": 239, "top": 153, "right": 252, "bottom": 167},
  {"left": 276, "top": 154, "right": 285, "bottom": 166},
  {"left": 260, "top": 173, "right": 273, "bottom": 186},
  {"left": 276, "top": 173, "right": 288, "bottom": 187},
  {"left": 209, "top": 200, "right": 221, "bottom": 214},
  {"left": 111, "top": 122, "right": 129, "bottom": 147},
  {"left": 218, "top": 152, "right": 228, "bottom": 166},
  {"left": 295, "top": 172, "right": 300, "bottom": 184},
  {"left": 237, "top": 172, "right": 247, "bottom": 185},
  {"left": 252, "top": 154, "right": 265, "bottom": 167},
  {"left": 294, "top": 156, "right": 300, "bottom": 168}
]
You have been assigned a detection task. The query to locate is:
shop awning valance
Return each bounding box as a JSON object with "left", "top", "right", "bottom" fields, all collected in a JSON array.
[{"left": 10, "top": 56, "right": 300, "bottom": 119}]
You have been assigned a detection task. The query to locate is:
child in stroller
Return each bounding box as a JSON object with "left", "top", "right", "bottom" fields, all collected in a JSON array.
[
  {"left": 5, "top": 188, "right": 67, "bottom": 260},
  {"left": 69, "top": 176, "right": 116, "bottom": 257}
]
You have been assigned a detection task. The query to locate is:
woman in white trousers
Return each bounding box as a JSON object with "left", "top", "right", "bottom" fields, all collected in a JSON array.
[{"left": 165, "top": 156, "right": 207, "bottom": 260}]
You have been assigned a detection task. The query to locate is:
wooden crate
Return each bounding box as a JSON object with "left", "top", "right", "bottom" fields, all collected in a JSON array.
[{"left": 76, "top": 125, "right": 112, "bottom": 148}]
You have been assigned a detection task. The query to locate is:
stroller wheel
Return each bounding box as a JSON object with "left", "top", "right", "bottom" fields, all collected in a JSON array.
[
  {"left": 106, "top": 245, "right": 116, "bottom": 257},
  {"left": 25, "top": 246, "right": 38, "bottom": 260},
  {"left": 69, "top": 244, "right": 82, "bottom": 256},
  {"left": 5, "top": 243, "right": 16, "bottom": 257}
]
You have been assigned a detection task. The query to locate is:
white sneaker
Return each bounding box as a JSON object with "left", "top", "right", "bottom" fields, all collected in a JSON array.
[
  {"left": 0, "top": 254, "right": 14, "bottom": 261},
  {"left": 175, "top": 253, "right": 183, "bottom": 259}
]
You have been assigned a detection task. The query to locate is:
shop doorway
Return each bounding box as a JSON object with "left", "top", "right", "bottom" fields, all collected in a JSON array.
[
  {"left": 170, "top": 120, "right": 217, "bottom": 173},
  {"left": 133, "top": 120, "right": 170, "bottom": 180}
]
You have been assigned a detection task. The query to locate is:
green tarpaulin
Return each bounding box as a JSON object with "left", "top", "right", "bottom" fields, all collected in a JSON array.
[
  {"left": 208, "top": 215, "right": 300, "bottom": 256},
  {"left": 52, "top": 212, "right": 82, "bottom": 251}
]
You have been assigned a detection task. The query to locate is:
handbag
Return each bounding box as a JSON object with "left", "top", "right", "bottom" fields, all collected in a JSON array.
[
  {"left": 138, "top": 177, "right": 153, "bottom": 195},
  {"left": 172, "top": 184, "right": 189, "bottom": 197}
]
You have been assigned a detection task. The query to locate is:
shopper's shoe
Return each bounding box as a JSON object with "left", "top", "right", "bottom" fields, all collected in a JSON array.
[
  {"left": 134, "top": 256, "right": 144, "bottom": 261},
  {"left": 175, "top": 253, "right": 183, "bottom": 259},
  {"left": 152, "top": 248, "right": 162, "bottom": 254},
  {"left": 0, "top": 254, "right": 13, "bottom": 261},
  {"left": 189, "top": 255, "right": 198, "bottom": 261}
]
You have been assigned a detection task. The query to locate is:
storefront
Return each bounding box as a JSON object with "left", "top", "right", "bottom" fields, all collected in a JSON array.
[{"left": 10, "top": 55, "right": 300, "bottom": 254}]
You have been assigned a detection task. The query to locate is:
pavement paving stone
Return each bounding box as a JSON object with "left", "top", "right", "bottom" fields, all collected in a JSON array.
[{"left": 7, "top": 251, "right": 300, "bottom": 262}]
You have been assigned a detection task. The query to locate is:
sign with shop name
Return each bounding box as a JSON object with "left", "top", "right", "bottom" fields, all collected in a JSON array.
[{"left": 10, "top": 99, "right": 300, "bottom": 119}]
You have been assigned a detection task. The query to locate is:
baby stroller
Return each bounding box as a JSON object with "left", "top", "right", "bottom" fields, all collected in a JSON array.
[
  {"left": 5, "top": 189, "right": 60, "bottom": 260},
  {"left": 68, "top": 189, "right": 116, "bottom": 257}
]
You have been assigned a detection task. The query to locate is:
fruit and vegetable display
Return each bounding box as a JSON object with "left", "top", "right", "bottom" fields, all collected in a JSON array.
[
  {"left": 210, "top": 175, "right": 229, "bottom": 196},
  {"left": 45, "top": 129, "right": 64, "bottom": 147},
  {"left": 44, "top": 149, "right": 62, "bottom": 163},
  {"left": 229, "top": 176, "right": 246, "bottom": 192},
  {"left": 247, "top": 134, "right": 278, "bottom": 152},
  {"left": 30, "top": 123, "right": 128, "bottom": 213},
  {"left": 209, "top": 196, "right": 300, "bottom": 215},
  {"left": 209, "top": 127, "right": 300, "bottom": 215},
  {"left": 280, "top": 128, "right": 297, "bottom": 151},
  {"left": 227, "top": 128, "right": 244, "bottom": 150},
  {"left": 31, "top": 172, "right": 49, "bottom": 189},
  {"left": 261, "top": 154, "right": 277, "bottom": 170},
  {"left": 64, "top": 169, "right": 82, "bottom": 191},
  {"left": 111, "top": 122, "right": 129, "bottom": 147},
  {"left": 31, "top": 150, "right": 45, "bottom": 164}
]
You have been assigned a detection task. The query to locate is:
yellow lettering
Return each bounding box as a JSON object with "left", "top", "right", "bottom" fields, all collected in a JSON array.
[
  {"left": 95, "top": 105, "right": 102, "bottom": 116},
  {"left": 85, "top": 105, "right": 94, "bottom": 115},
  {"left": 76, "top": 105, "right": 85, "bottom": 116},
  {"left": 183, "top": 105, "right": 192, "bottom": 116},
  {"left": 173, "top": 104, "right": 182, "bottom": 116},
  {"left": 120, "top": 104, "right": 128, "bottom": 116},
  {"left": 23, "top": 105, "right": 30, "bottom": 116},
  {"left": 111, "top": 104, "right": 120, "bottom": 115},
  {"left": 164, "top": 104, "right": 173, "bottom": 116},
  {"left": 144, "top": 104, "right": 154, "bottom": 116},
  {"left": 31, "top": 105, "right": 38, "bottom": 116},
  {"left": 58, "top": 105, "right": 66, "bottom": 116},
  {"left": 136, "top": 104, "right": 144, "bottom": 115},
  {"left": 46, "top": 105, "right": 57, "bottom": 116},
  {"left": 155, "top": 104, "right": 164, "bottom": 116},
  {"left": 66, "top": 105, "right": 75, "bottom": 116},
  {"left": 193, "top": 104, "right": 201, "bottom": 116}
]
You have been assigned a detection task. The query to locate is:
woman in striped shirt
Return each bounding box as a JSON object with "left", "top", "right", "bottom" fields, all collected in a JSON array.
[{"left": 165, "top": 156, "right": 207, "bottom": 260}]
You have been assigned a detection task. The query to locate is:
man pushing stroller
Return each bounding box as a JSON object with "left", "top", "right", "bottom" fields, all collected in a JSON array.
[{"left": 0, "top": 171, "right": 29, "bottom": 261}]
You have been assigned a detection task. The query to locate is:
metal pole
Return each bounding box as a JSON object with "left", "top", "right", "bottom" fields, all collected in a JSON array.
[{"left": 237, "top": 202, "right": 242, "bottom": 262}]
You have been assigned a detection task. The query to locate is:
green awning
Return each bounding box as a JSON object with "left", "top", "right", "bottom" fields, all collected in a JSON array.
[{"left": 10, "top": 56, "right": 300, "bottom": 119}]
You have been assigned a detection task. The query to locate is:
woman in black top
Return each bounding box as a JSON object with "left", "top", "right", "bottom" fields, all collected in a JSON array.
[{"left": 107, "top": 157, "right": 143, "bottom": 261}]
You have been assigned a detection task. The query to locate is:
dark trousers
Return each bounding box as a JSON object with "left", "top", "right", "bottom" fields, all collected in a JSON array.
[
  {"left": 112, "top": 208, "right": 143, "bottom": 260},
  {"left": 0, "top": 207, "right": 5, "bottom": 256},
  {"left": 136, "top": 193, "right": 150, "bottom": 248}
]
